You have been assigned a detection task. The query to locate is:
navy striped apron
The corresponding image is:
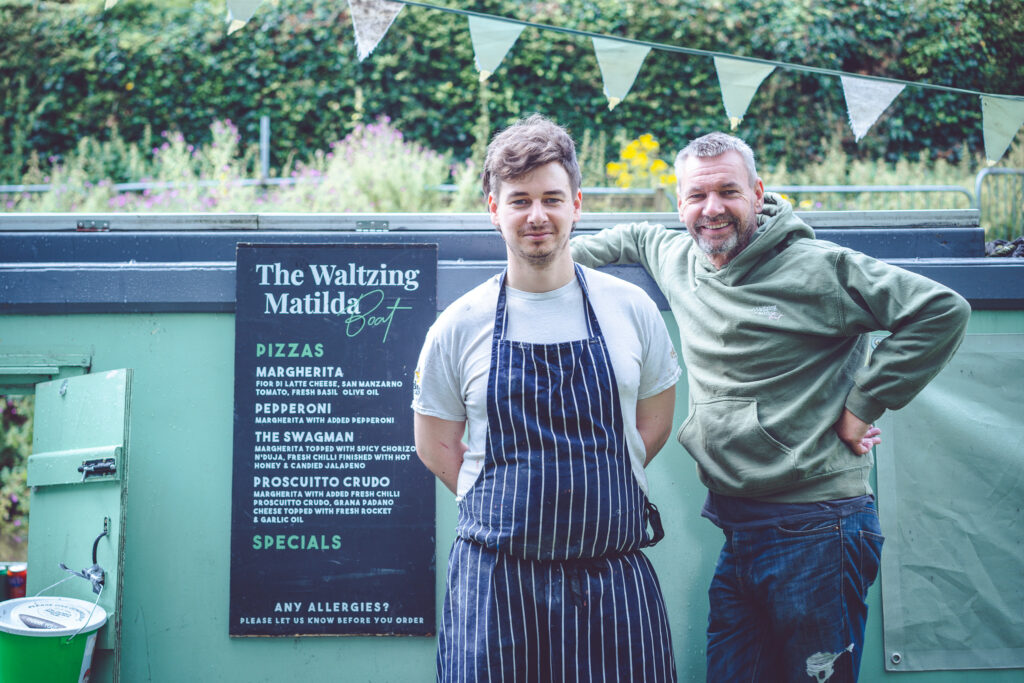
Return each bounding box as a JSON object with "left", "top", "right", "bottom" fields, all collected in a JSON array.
[{"left": 438, "top": 265, "right": 676, "bottom": 682}]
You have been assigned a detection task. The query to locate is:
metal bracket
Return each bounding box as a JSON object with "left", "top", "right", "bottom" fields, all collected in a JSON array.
[
  {"left": 78, "top": 457, "right": 117, "bottom": 481},
  {"left": 76, "top": 220, "right": 110, "bottom": 231}
]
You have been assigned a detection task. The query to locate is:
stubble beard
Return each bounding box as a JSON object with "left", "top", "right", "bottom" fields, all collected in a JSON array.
[
  {"left": 511, "top": 222, "right": 575, "bottom": 267},
  {"left": 694, "top": 214, "right": 757, "bottom": 262}
]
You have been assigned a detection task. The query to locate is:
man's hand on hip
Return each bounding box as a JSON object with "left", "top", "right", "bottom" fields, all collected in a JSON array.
[{"left": 834, "top": 408, "right": 882, "bottom": 455}]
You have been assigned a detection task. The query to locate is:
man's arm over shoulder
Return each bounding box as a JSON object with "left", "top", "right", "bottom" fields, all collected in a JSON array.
[
  {"left": 570, "top": 221, "right": 669, "bottom": 271},
  {"left": 836, "top": 249, "right": 971, "bottom": 424}
]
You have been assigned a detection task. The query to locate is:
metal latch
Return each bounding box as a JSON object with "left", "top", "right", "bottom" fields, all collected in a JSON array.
[
  {"left": 76, "top": 220, "right": 110, "bottom": 231},
  {"left": 60, "top": 517, "right": 109, "bottom": 595},
  {"left": 78, "top": 458, "right": 117, "bottom": 481}
]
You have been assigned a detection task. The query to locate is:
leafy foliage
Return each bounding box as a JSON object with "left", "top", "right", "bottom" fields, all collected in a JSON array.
[
  {"left": 1, "top": 0, "right": 1021, "bottom": 185},
  {"left": 0, "top": 397, "right": 31, "bottom": 561}
]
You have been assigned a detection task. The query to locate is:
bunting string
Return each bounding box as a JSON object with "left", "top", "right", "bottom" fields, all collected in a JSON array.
[
  {"left": 398, "top": 0, "right": 1022, "bottom": 104},
  {"left": 104, "top": 0, "right": 1024, "bottom": 160}
]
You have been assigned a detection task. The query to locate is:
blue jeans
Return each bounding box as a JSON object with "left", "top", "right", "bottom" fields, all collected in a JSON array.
[{"left": 706, "top": 500, "right": 884, "bottom": 682}]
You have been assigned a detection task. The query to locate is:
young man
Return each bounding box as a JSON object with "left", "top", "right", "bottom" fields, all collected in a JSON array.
[
  {"left": 412, "top": 114, "right": 681, "bottom": 681},
  {"left": 570, "top": 132, "right": 970, "bottom": 682}
]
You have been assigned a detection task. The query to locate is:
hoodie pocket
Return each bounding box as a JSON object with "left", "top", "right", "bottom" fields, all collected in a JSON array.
[{"left": 677, "top": 397, "right": 797, "bottom": 495}]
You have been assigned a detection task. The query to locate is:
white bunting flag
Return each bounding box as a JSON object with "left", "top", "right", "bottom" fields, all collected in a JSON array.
[
  {"left": 841, "top": 75, "right": 905, "bottom": 142},
  {"left": 592, "top": 37, "right": 650, "bottom": 110},
  {"left": 468, "top": 16, "right": 525, "bottom": 81},
  {"left": 104, "top": 0, "right": 118, "bottom": 9},
  {"left": 226, "top": 0, "right": 264, "bottom": 35},
  {"left": 713, "top": 57, "right": 774, "bottom": 130},
  {"left": 981, "top": 95, "right": 1024, "bottom": 164},
  {"left": 350, "top": 0, "right": 405, "bottom": 62}
]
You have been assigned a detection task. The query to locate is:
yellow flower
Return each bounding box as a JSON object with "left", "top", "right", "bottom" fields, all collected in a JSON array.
[
  {"left": 649, "top": 159, "right": 669, "bottom": 174},
  {"left": 799, "top": 199, "right": 813, "bottom": 209},
  {"left": 658, "top": 173, "right": 677, "bottom": 187},
  {"left": 125, "top": 82, "right": 134, "bottom": 91},
  {"left": 615, "top": 172, "right": 633, "bottom": 188},
  {"left": 628, "top": 151, "right": 649, "bottom": 169},
  {"left": 621, "top": 140, "right": 641, "bottom": 161},
  {"left": 638, "top": 133, "right": 659, "bottom": 152},
  {"left": 606, "top": 161, "right": 626, "bottom": 177}
]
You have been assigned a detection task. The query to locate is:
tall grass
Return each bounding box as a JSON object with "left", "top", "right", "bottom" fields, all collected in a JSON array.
[
  {"left": 762, "top": 139, "right": 978, "bottom": 211},
  {"left": 760, "top": 137, "right": 1023, "bottom": 240},
  {"left": 2, "top": 122, "right": 1021, "bottom": 239},
  {"left": 2, "top": 118, "right": 482, "bottom": 214}
]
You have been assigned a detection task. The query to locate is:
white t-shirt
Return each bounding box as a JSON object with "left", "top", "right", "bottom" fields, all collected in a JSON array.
[{"left": 412, "top": 266, "right": 681, "bottom": 499}]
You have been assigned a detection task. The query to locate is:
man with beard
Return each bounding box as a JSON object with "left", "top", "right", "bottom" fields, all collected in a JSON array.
[
  {"left": 412, "top": 115, "right": 680, "bottom": 681},
  {"left": 570, "top": 131, "right": 970, "bottom": 682}
]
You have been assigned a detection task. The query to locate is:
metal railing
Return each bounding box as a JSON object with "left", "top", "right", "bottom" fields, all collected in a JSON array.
[
  {"left": 974, "top": 168, "right": 1024, "bottom": 240},
  {"left": 768, "top": 184, "right": 974, "bottom": 205}
]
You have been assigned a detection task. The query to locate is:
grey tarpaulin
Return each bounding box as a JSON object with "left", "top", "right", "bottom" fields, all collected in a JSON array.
[{"left": 876, "top": 333, "right": 1024, "bottom": 671}]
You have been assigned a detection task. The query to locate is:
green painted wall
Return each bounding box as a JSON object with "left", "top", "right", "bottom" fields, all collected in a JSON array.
[{"left": 1, "top": 308, "right": 1020, "bottom": 682}]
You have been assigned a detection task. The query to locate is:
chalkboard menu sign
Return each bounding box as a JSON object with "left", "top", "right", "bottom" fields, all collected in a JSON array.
[{"left": 230, "top": 243, "right": 437, "bottom": 637}]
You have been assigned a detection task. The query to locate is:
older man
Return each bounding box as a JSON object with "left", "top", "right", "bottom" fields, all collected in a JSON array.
[
  {"left": 570, "top": 132, "right": 970, "bottom": 682},
  {"left": 413, "top": 115, "right": 681, "bottom": 681}
]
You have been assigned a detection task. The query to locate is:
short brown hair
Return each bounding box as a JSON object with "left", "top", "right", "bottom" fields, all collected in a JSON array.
[{"left": 482, "top": 114, "right": 582, "bottom": 199}]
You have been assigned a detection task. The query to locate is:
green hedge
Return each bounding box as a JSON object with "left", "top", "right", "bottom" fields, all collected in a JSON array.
[{"left": 1, "top": 0, "right": 1021, "bottom": 184}]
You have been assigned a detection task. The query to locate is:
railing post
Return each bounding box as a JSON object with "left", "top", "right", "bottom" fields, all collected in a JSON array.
[{"left": 259, "top": 116, "right": 271, "bottom": 184}]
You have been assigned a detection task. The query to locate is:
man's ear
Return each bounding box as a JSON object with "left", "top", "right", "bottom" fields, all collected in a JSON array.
[
  {"left": 753, "top": 177, "right": 765, "bottom": 212},
  {"left": 487, "top": 193, "right": 500, "bottom": 228}
]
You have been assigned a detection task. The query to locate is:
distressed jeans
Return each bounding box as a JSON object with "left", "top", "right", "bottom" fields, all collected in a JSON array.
[{"left": 705, "top": 500, "right": 884, "bottom": 682}]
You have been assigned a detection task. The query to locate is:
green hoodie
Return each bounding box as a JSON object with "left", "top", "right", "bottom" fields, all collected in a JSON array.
[{"left": 570, "top": 193, "right": 970, "bottom": 502}]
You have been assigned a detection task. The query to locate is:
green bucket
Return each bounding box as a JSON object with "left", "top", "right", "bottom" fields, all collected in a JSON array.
[{"left": 0, "top": 596, "right": 108, "bottom": 683}]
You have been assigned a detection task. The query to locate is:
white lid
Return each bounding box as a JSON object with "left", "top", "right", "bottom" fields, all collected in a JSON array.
[{"left": 0, "top": 597, "right": 108, "bottom": 637}]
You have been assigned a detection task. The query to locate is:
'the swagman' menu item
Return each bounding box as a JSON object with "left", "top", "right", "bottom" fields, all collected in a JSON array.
[{"left": 230, "top": 243, "right": 437, "bottom": 636}]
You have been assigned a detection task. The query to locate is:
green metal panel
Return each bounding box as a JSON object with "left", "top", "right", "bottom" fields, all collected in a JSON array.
[
  {"left": 2, "top": 311, "right": 1022, "bottom": 683},
  {"left": 27, "top": 369, "right": 132, "bottom": 681}
]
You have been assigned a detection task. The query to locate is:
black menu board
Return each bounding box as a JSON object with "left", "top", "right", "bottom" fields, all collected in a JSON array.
[{"left": 230, "top": 243, "right": 437, "bottom": 636}]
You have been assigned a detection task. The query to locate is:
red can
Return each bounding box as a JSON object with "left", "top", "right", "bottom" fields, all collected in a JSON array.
[{"left": 6, "top": 563, "right": 26, "bottom": 599}]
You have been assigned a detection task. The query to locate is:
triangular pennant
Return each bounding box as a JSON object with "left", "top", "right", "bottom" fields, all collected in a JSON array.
[
  {"left": 349, "top": 0, "right": 404, "bottom": 62},
  {"left": 468, "top": 16, "right": 525, "bottom": 82},
  {"left": 713, "top": 57, "right": 775, "bottom": 130},
  {"left": 840, "top": 75, "right": 905, "bottom": 142},
  {"left": 104, "top": 0, "right": 118, "bottom": 9},
  {"left": 592, "top": 37, "right": 650, "bottom": 110},
  {"left": 226, "top": 0, "right": 264, "bottom": 35},
  {"left": 981, "top": 95, "right": 1024, "bottom": 164}
]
